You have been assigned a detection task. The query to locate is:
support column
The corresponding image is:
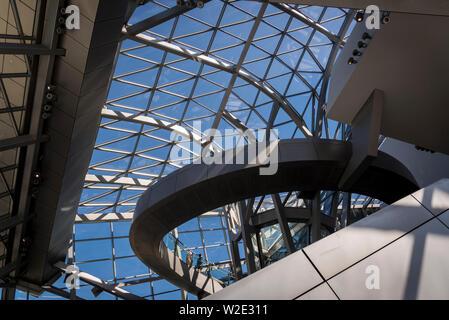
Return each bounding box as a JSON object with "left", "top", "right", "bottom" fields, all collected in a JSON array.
[
  {"left": 271, "top": 194, "right": 295, "bottom": 254},
  {"left": 237, "top": 201, "right": 257, "bottom": 275},
  {"left": 310, "top": 193, "right": 322, "bottom": 243},
  {"left": 255, "top": 231, "right": 265, "bottom": 269}
]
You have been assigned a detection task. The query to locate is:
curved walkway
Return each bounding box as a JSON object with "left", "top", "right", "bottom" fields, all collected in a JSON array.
[{"left": 129, "top": 138, "right": 418, "bottom": 297}]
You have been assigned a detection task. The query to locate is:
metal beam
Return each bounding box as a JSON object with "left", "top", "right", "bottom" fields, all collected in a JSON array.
[
  {"left": 0, "top": 135, "right": 47, "bottom": 152},
  {"left": 250, "top": 206, "right": 311, "bottom": 228},
  {"left": 75, "top": 212, "right": 134, "bottom": 224},
  {"left": 207, "top": 2, "right": 268, "bottom": 145},
  {"left": 54, "top": 262, "right": 145, "bottom": 300},
  {"left": 0, "top": 34, "right": 34, "bottom": 40},
  {"left": 254, "top": 0, "right": 449, "bottom": 16},
  {"left": 0, "top": 215, "right": 31, "bottom": 233},
  {"left": 4, "top": 0, "right": 61, "bottom": 298},
  {"left": 0, "top": 73, "right": 29, "bottom": 79},
  {"left": 222, "top": 110, "right": 257, "bottom": 143},
  {"left": 74, "top": 210, "right": 224, "bottom": 224},
  {"left": 272, "top": 3, "right": 342, "bottom": 44},
  {"left": 339, "top": 192, "right": 351, "bottom": 230},
  {"left": 85, "top": 174, "right": 152, "bottom": 187},
  {"left": 0, "top": 190, "right": 13, "bottom": 200},
  {"left": 237, "top": 201, "right": 257, "bottom": 275},
  {"left": 41, "top": 284, "right": 84, "bottom": 300},
  {"left": 315, "top": 10, "right": 354, "bottom": 137},
  {"left": 310, "top": 193, "right": 322, "bottom": 243},
  {"left": 0, "top": 263, "right": 17, "bottom": 279},
  {"left": 0, "top": 106, "right": 26, "bottom": 114}
]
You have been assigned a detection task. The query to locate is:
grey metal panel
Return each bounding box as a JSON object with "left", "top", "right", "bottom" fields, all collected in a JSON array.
[
  {"left": 303, "top": 193, "right": 433, "bottom": 280},
  {"left": 205, "top": 250, "right": 323, "bottom": 300},
  {"left": 411, "top": 179, "right": 449, "bottom": 216},
  {"left": 438, "top": 210, "right": 449, "bottom": 229},
  {"left": 296, "top": 283, "right": 338, "bottom": 300},
  {"left": 327, "top": 218, "right": 449, "bottom": 299},
  {"left": 326, "top": 12, "right": 449, "bottom": 155},
  {"left": 380, "top": 138, "right": 449, "bottom": 188}
]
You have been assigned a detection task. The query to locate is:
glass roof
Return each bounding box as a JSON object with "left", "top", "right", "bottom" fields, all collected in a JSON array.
[{"left": 11, "top": 0, "right": 364, "bottom": 300}]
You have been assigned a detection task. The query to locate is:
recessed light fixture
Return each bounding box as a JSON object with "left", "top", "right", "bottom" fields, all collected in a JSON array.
[{"left": 347, "top": 57, "right": 357, "bottom": 65}]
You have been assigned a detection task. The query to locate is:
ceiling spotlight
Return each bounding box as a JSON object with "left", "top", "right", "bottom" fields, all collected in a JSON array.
[
  {"left": 32, "top": 172, "right": 41, "bottom": 185},
  {"left": 352, "top": 49, "right": 362, "bottom": 56},
  {"left": 362, "top": 32, "right": 372, "bottom": 40},
  {"left": 347, "top": 57, "right": 358, "bottom": 65},
  {"left": 355, "top": 11, "right": 364, "bottom": 22},
  {"left": 358, "top": 41, "right": 367, "bottom": 48}
]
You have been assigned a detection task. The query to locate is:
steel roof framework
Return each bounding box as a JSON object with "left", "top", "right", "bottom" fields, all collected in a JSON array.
[
  {"left": 1, "top": 0, "right": 382, "bottom": 300},
  {"left": 0, "top": 0, "right": 66, "bottom": 300}
]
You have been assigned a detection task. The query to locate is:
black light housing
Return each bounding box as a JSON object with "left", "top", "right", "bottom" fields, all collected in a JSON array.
[
  {"left": 355, "top": 11, "right": 364, "bottom": 22},
  {"left": 358, "top": 41, "right": 367, "bottom": 48},
  {"left": 347, "top": 57, "right": 357, "bottom": 65},
  {"left": 362, "top": 32, "right": 372, "bottom": 40},
  {"left": 353, "top": 49, "right": 362, "bottom": 56},
  {"left": 32, "top": 172, "right": 41, "bottom": 185}
]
